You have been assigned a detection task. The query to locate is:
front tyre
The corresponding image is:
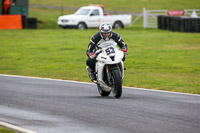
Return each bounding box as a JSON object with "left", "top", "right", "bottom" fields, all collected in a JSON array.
[
  {"left": 112, "top": 69, "right": 122, "bottom": 98},
  {"left": 97, "top": 84, "right": 111, "bottom": 97}
]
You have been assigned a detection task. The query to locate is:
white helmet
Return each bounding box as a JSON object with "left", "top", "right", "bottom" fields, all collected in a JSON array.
[{"left": 99, "top": 23, "right": 112, "bottom": 33}]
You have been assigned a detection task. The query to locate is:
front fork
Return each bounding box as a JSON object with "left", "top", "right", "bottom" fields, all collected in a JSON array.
[
  {"left": 106, "top": 64, "right": 121, "bottom": 86},
  {"left": 106, "top": 65, "right": 112, "bottom": 86}
]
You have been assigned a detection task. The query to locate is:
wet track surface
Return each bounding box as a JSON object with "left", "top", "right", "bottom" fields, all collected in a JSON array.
[{"left": 0, "top": 74, "right": 200, "bottom": 133}]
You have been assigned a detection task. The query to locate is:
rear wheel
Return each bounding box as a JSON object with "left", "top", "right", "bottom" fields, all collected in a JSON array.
[
  {"left": 111, "top": 69, "right": 122, "bottom": 98},
  {"left": 113, "top": 21, "right": 123, "bottom": 29},
  {"left": 97, "top": 84, "right": 111, "bottom": 97},
  {"left": 77, "top": 22, "right": 87, "bottom": 29}
]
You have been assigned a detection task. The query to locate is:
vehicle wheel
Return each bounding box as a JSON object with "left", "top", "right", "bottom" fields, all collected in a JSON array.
[
  {"left": 111, "top": 69, "right": 122, "bottom": 98},
  {"left": 97, "top": 84, "right": 111, "bottom": 97},
  {"left": 113, "top": 21, "right": 123, "bottom": 29},
  {"left": 77, "top": 22, "right": 87, "bottom": 30}
]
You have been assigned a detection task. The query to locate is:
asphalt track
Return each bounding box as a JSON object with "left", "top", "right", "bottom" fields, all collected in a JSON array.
[{"left": 0, "top": 74, "right": 200, "bottom": 133}]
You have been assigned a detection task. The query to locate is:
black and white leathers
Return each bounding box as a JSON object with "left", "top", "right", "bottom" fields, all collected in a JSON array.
[{"left": 86, "top": 31, "right": 128, "bottom": 57}]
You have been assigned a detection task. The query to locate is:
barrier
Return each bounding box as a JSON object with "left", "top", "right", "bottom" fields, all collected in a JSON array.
[
  {"left": 0, "top": 15, "right": 37, "bottom": 29},
  {"left": 0, "top": 15, "right": 22, "bottom": 29},
  {"left": 157, "top": 16, "right": 200, "bottom": 32},
  {"left": 27, "top": 17, "right": 37, "bottom": 29},
  {"left": 143, "top": 8, "right": 200, "bottom": 28}
]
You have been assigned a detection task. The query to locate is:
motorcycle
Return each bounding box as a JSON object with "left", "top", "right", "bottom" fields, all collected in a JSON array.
[{"left": 94, "top": 41, "right": 127, "bottom": 98}]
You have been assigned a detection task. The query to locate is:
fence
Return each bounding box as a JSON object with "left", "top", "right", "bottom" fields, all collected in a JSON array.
[{"left": 143, "top": 8, "right": 200, "bottom": 28}]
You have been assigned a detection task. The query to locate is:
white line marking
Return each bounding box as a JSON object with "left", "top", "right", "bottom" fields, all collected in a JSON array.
[
  {"left": 0, "top": 121, "right": 37, "bottom": 133},
  {"left": 124, "top": 86, "right": 200, "bottom": 97},
  {"left": 0, "top": 74, "right": 199, "bottom": 97}
]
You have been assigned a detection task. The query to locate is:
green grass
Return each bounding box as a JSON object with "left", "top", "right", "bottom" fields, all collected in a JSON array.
[
  {"left": 30, "top": 0, "right": 200, "bottom": 13},
  {"left": 0, "top": 28, "right": 200, "bottom": 94},
  {"left": 0, "top": 127, "right": 15, "bottom": 133}
]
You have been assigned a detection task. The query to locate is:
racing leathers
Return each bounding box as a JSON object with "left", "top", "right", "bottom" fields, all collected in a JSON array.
[{"left": 86, "top": 31, "right": 128, "bottom": 75}]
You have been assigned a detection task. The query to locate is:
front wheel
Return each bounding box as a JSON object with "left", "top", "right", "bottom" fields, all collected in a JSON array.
[
  {"left": 97, "top": 84, "right": 111, "bottom": 97},
  {"left": 111, "top": 69, "right": 122, "bottom": 98}
]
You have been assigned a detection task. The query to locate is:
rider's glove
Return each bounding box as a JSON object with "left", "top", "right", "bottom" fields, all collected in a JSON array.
[
  {"left": 89, "top": 53, "right": 96, "bottom": 59},
  {"left": 121, "top": 49, "right": 127, "bottom": 55}
]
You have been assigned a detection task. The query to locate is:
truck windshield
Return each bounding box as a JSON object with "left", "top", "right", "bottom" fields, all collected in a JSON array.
[{"left": 74, "top": 8, "right": 91, "bottom": 15}]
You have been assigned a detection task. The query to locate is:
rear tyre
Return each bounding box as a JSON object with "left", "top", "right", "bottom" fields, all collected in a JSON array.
[
  {"left": 77, "top": 22, "right": 87, "bottom": 29},
  {"left": 111, "top": 69, "right": 122, "bottom": 98},
  {"left": 113, "top": 21, "right": 123, "bottom": 29},
  {"left": 97, "top": 84, "right": 111, "bottom": 97}
]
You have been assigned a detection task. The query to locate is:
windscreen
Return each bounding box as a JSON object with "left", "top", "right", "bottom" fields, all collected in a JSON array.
[{"left": 98, "top": 41, "right": 117, "bottom": 49}]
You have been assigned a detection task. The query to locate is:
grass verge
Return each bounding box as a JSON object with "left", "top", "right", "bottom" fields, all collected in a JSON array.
[
  {"left": 0, "top": 126, "right": 15, "bottom": 133},
  {"left": 0, "top": 28, "right": 200, "bottom": 94}
]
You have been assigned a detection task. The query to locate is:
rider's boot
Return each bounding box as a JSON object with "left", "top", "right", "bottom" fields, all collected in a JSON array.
[{"left": 86, "top": 66, "right": 96, "bottom": 81}]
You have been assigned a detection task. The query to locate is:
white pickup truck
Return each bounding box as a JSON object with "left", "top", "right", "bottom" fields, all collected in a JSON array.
[{"left": 57, "top": 5, "right": 132, "bottom": 29}]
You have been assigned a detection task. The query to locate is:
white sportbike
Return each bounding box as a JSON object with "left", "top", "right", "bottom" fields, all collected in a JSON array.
[{"left": 94, "top": 41, "right": 127, "bottom": 98}]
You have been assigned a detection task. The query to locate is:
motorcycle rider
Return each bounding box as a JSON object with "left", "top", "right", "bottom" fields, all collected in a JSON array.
[{"left": 86, "top": 22, "right": 128, "bottom": 81}]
